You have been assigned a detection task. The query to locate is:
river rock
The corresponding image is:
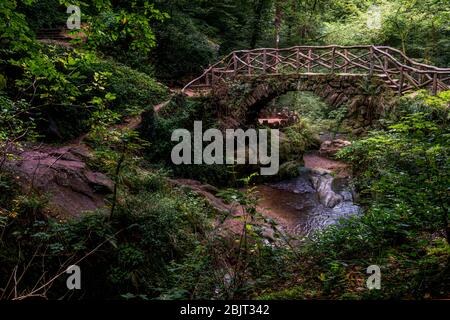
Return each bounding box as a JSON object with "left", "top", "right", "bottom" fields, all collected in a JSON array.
[
  {"left": 277, "top": 160, "right": 303, "bottom": 180},
  {"left": 319, "top": 139, "right": 351, "bottom": 157},
  {"left": 310, "top": 173, "right": 343, "bottom": 208}
]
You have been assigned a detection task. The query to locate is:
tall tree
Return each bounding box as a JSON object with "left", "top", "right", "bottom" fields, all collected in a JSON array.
[
  {"left": 249, "top": 0, "right": 272, "bottom": 48},
  {"left": 274, "top": 0, "right": 284, "bottom": 48}
]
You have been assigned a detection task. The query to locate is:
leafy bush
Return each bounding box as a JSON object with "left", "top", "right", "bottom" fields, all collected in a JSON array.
[
  {"left": 302, "top": 91, "right": 450, "bottom": 298},
  {"left": 0, "top": 94, "right": 38, "bottom": 169},
  {"left": 80, "top": 58, "right": 169, "bottom": 115},
  {"left": 152, "top": 13, "right": 218, "bottom": 84},
  {"left": 280, "top": 118, "right": 321, "bottom": 162},
  {"left": 18, "top": 0, "right": 66, "bottom": 30},
  {"left": 3, "top": 43, "right": 168, "bottom": 141},
  {"left": 0, "top": 173, "right": 17, "bottom": 209},
  {"left": 0, "top": 168, "right": 216, "bottom": 299},
  {"left": 144, "top": 96, "right": 237, "bottom": 186}
]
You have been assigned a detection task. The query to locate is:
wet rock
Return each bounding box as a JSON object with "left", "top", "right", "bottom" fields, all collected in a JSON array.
[
  {"left": 270, "top": 170, "right": 315, "bottom": 194},
  {"left": 277, "top": 160, "right": 303, "bottom": 180},
  {"left": 341, "top": 191, "right": 353, "bottom": 202},
  {"left": 319, "top": 139, "right": 351, "bottom": 157},
  {"left": 310, "top": 172, "right": 343, "bottom": 208},
  {"left": 262, "top": 163, "right": 361, "bottom": 236}
]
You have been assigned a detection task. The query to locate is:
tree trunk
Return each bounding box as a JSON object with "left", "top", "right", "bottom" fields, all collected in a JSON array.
[
  {"left": 249, "top": 0, "right": 266, "bottom": 49},
  {"left": 274, "top": 1, "right": 283, "bottom": 48}
]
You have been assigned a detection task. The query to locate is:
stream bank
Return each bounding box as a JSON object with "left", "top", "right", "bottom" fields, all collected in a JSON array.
[{"left": 255, "top": 150, "right": 361, "bottom": 236}]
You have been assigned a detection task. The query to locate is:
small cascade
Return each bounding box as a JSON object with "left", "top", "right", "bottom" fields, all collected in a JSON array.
[{"left": 256, "top": 165, "right": 361, "bottom": 236}]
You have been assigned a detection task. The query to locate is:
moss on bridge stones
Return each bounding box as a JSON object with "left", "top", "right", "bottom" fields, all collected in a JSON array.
[{"left": 211, "top": 73, "right": 394, "bottom": 134}]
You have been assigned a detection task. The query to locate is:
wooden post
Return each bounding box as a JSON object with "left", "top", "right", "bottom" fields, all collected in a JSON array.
[
  {"left": 331, "top": 47, "right": 336, "bottom": 73},
  {"left": 307, "top": 48, "right": 312, "bottom": 73},
  {"left": 344, "top": 49, "right": 348, "bottom": 73},
  {"left": 419, "top": 68, "right": 424, "bottom": 87},
  {"left": 247, "top": 53, "right": 251, "bottom": 76},
  {"left": 233, "top": 52, "right": 237, "bottom": 72},
  {"left": 432, "top": 72, "right": 438, "bottom": 95},
  {"left": 275, "top": 50, "right": 279, "bottom": 73},
  {"left": 369, "top": 46, "right": 374, "bottom": 78},
  {"left": 398, "top": 66, "right": 404, "bottom": 95},
  {"left": 296, "top": 47, "right": 300, "bottom": 72},
  {"left": 263, "top": 49, "right": 267, "bottom": 74},
  {"left": 384, "top": 56, "right": 389, "bottom": 74},
  {"left": 205, "top": 68, "right": 210, "bottom": 86}
]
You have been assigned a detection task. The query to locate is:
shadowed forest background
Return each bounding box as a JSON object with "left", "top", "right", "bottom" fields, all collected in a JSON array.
[{"left": 0, "top": 0, "right": 449, "bottom": 300}]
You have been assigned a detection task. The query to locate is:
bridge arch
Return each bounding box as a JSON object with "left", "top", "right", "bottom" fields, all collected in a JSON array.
[{"left": 210, "top": 73, "right": 392, "bottom": 132}]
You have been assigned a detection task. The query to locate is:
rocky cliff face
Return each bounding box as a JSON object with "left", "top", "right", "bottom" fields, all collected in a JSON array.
[{"left": 4, "top": 144, "right": 113, "bottom": 218}]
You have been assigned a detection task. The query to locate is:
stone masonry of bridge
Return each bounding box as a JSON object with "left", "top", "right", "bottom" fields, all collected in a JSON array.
[{"left": 211, "top": 73, "right": 393, "bottom": 134}]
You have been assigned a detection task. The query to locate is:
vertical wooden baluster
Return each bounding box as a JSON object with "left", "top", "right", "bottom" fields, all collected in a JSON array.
[
  {"left": 432, "top": 72, "right": 438, "bottom": 95},
  {"left": 263, "top": 49, "right": 267, "bottom": 74},
  {"left": 206, "top": 68, "right": 210, "bottom": 86},
  {"left": 384, "top": 56, "right": 388, "bottom": 76},
  {"left": 420, "top": 68, "right": 427, "bottom": 86},
  {"left": 331, "top": 47, "right": 336, "bottom": 73},
  {"left": 233, "top": 52, "right": 237, "bottom": 78},
  {"left": 308, "top": 48, "right": 312, "bottom": 73},
  {"left": 369, "top": 47, "right": 374, "bottom": 78},
  {"left": 419, "top": 68, "right": 424, "bottom": 87},
  {"left": 344, "top": 49, "right": 348, "bottom": 73},
  {"left": 247, "top": 53, "right": 251, "bottom": 76},
  {"left": 399, "top": 66, "right": 404, "bottom": 95},
  {"left": 296, "top": 47, "right": 300, "bottom": 72},
  {"left": 275, "top": 50, "right": 279, "bottom": 73}
]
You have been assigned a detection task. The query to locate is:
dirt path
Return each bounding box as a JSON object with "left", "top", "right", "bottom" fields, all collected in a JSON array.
[{"left": 5, "top": 96, "right": 176, "bottom": 219}]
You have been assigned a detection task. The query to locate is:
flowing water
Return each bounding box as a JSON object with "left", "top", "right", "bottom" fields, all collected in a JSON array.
[{"left": 256, "top": 152, "right": 361, "bottom": 236}]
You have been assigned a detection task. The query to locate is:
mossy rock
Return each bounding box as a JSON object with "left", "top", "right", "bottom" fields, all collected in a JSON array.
[
  {"left": 279, "top": 120, "right": 321, "bottom": 162},
  {"left": 277, "top": 160, "right": 303, "bottom": 180}
]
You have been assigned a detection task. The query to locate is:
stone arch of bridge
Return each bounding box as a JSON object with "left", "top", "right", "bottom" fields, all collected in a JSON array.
[{"left": 213, "top": 73, "right": 390, "bottom": 129}]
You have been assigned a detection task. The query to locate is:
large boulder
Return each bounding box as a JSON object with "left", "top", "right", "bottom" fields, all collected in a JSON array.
[
  {"left": 309, "top": 169, "right": 343, "bottom": 208},
  {"left": 5, "top": 144, "right": 113, "bottom": 218}
]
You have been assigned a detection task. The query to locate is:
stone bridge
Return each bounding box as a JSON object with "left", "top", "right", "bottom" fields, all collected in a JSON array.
[
  {"left": 209, "top": 73, "right": 392, "bottom": 133},
  {"left": 183, "top": 45, "right": 450, "bottom": 95},
  {"left": 182, "top": 46, "right": 450, "bottom": 131}
]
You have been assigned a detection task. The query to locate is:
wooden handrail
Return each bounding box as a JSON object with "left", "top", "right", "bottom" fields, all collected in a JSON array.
[{"left": 182, "top": 45, "right": 450, "bottom": 95}]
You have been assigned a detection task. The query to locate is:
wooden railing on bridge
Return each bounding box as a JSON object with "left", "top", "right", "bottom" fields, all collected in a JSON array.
[
  {"left": 36, "top": 28, "right": 72, "bottom": 41},
  {"left": 182, "top": 45, "right": 450, "bottom": 95}
]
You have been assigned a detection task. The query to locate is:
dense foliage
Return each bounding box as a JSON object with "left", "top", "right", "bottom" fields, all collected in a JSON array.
[
  {"left": 150, "top": 0, "right": 450, "bottom": 82},
  {"left": 311, "top": 92, "right": 450, "bottom": 298},
  {"left": 0, "top": 0, "right": 449, "bottom": 301}
]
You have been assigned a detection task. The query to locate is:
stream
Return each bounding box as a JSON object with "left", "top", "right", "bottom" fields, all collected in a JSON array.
[{"left": 256, "top": 151, "right": 362, "bottom": 236}]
